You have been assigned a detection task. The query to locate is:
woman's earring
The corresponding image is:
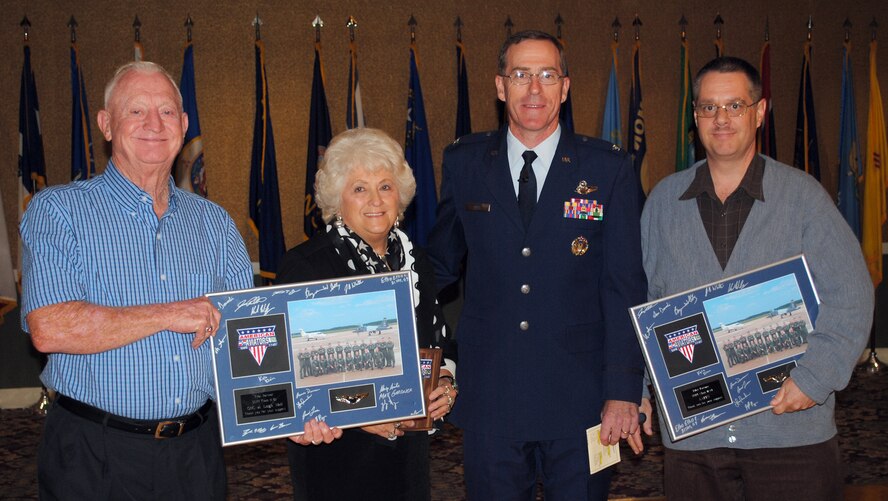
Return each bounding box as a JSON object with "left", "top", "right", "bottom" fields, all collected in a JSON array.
[
  {"left": 334, "top": 214, "right": 344, "bottom": 228},
  {"left": 393, "top": 213, "right": 403, "bottom": 229}
]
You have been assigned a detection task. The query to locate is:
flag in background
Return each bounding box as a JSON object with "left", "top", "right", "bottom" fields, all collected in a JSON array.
[
  {"left": 346, "top": 40, "right": 365, "bottom": 129},
  {"left": 676, "top": 37, "right": 696, "bottom": 171},
  {"left": 248, "top": 39, "right": 285, "bottom": 283},
  {"left": 0, "top": 187, "right": 16, "bottom": 321},
  {"left": 404, "top": 43, "right": 437, "bottom": 247},
  {"left": 304, "top": 41, "right": 332, "bottom": 240},
  {"left": 70, "top": 41, "right": 94, "bottom": 182},
  {"left": 556, "top": 35, "right": 574, "bottom": 133},
  {"left": 861, "top": 38, "right": 888, "bottom": 286},
  {"left": 793, "top": 40, "right": 821, "bottom": 181},
  {"left": 837, "top": 39, "right": 862, "bottom": 239},
  {"left": 600, "top": 42, "right": 622, "bottom": 147},
  {"left": 627, "top": 37, "right": 647, "bottom": 192},
  {"left": 19, "top": 44, "right": 46, "bottom": 217},
  {"left": 176, "top": 40, "right": 207, "bottom": 197},
  {"left": 758, "top": 38, "right": 777, "bottom": 159},
  {"left": 455, "top": 39, "right": 472, "bottom": 139}
]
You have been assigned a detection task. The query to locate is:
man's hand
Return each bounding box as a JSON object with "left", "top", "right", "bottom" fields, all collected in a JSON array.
[
  {"left": 164, "top": 296, "right": 222, "bottom": 349},
  {"left": 288, "top": 418, "right": 343, "bottom": 446},
  {"left": 770, "top": 377, "right": 815, "bottom": 415},
  {"left": 599, "top": 400, "right": 639, "bottom": 446},
  {"left": 625, "top": 397, "right": 654, "bottom": 454}
]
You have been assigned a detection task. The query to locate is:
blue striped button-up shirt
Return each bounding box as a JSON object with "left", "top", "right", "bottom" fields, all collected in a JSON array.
[{"left": 21, "top": 161, "right": 254, "bottom": 420}]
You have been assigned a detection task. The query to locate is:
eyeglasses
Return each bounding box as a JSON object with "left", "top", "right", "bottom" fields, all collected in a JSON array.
[
  {"left": 694, "top": 100, "right": 761, "bottom": 118},
  {"left": 501, "top": 69, "right": 563, "bottom": 86}
]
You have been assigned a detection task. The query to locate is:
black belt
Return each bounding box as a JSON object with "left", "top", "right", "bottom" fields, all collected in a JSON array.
[{"left": 56, "top": 395, "right": 212, "bottom": 439}]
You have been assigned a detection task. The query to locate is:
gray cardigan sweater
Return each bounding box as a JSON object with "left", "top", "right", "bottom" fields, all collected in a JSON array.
[{"left": 641, "top": 155, "right": 873, "bottom": 450}]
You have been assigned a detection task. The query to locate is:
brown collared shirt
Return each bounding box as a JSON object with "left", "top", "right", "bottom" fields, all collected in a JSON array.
[{"left": 679, "top": 155, "right": 766, "bottom": 269}]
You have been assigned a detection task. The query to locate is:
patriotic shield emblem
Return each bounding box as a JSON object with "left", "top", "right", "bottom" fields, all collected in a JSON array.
[
  {"left": 666, "top": 325, "right": 703, "bottom": 364},
  {"left": 237, "top": 325, "right": 279, "bottom": 366}
]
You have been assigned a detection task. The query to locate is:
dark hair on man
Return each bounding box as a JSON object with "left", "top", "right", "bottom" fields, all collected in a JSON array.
[
  {"left": 693, "top": 56, "right": 762, "bottom": 103},
  {"left": 497, "top": 30, "right": 568, "bottom": 77}
]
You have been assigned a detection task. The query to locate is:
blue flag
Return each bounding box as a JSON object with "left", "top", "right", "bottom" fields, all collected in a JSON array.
[
  {"left": 404, "top": 43, "right": 437, "bottom": 247},
  {"left": 176, "top": 41, "right": 207, "bottom": 197},
  {"left": 601, "top": 44, "right": 622, "bottom": 147},
  {"left": 70, "top": 42, "right": 95, "bottom": 182},
  {"left": 627, "top": 39, "right": 646, "bottom": 193},
  {"left": 793, "top": 41, "right": 821, "bottom": 181},
  {"left": 249, "top": 40, "right": 285, "bottom": 282},
  {"left": 557, "top": 37, "right": 574, "bottom": 133},
  {"left": 19, "top": 44, "right": 46, "bottom": 211},
  {"left": 304, "top": 41, "right": 332, "bottom": 240},
  {"left": 837, "top": 40, "right": 862, "bottom": 239},
  {"left": 455, "top": 40, "right": 472, "bottom": 139},
  {"left": 346, "top": 41, "right": 365, "bottom": 129}
]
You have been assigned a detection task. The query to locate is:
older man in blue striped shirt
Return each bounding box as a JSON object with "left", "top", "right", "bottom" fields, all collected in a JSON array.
[{"left": 22, "top": 61, "right": 256, "bottom": 500}]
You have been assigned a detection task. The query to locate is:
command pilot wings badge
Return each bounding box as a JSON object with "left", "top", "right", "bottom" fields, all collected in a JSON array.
[{"left": 335, "top": 392, "right": 370, "bottom": 405}]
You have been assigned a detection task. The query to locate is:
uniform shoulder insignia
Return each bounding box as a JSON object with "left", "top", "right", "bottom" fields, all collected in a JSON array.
[
  {"left": 448, "top": 131, "right": 494, "bottom": 150},
  {"left": 573, "top": 134, "right": 626, "bottom": 156}
]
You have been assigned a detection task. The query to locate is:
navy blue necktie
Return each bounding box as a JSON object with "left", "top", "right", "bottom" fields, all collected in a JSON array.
[{"left": 518, "top": 150, "right": 538, "bottom": 229}]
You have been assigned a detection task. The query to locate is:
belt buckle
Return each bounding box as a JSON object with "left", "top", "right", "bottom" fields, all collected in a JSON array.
[{"left": 154, "top": 420, "right": 185, "bottom": 439}]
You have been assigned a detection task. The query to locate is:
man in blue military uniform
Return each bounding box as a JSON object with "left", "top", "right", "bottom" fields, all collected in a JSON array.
[{"left": 427, "top": 30, "right": 647, "bottom": 500}]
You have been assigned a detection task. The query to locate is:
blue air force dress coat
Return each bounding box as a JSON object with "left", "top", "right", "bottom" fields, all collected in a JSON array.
[{"left": 427, "top": 128, "right": 647, "bottom": 440}]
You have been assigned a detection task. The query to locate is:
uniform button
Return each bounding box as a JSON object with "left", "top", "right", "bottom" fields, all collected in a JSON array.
[
  {"left": 728, "top": 424, "right": 735, "bottom": 432},
  {"left": 160, "top": 274, "right": 167, "bottom": 281},
  {"left": 728, "top": 435, "right": 737, "bottom": 444},
  {"left": 173, "top": 354, "right": 181, "bottom": 362},
  {"left": 519, "top": 321, "right": 529, "bottom": 331},
  {"left": 521, "top": 247, "right": 532, "bottom": 257},
  {"left": 156, "top": 232, "right": 162, "bottom": 240},
  {"left": 175, "top": 397, "right": 181, "bottom": 405},
  {"left": 520, "top": 284, "right": 530, "bottom": 294}
]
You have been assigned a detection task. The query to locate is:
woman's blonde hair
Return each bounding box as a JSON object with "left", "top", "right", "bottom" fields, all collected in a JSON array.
[{"left": 315, "top": 128, "right": 417, "bottom": 223}]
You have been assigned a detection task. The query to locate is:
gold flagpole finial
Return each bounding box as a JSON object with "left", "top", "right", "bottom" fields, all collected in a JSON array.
[
  {"left": 714, "top": 13, "right": 724, "bottom": 41},
  {"left": 21, "top": 15, "right": 31, "bottom": 42},
  {"left": 253, "top": 13, "right": 262, "bottom": 41},
  {"left": 679, "top": 15, "right": 688, "bottom": 42},
  {"left": 408, "top": 15, "right": 417, "bottom": 43},
  {"left": 555, "top": 13, "right": 564, "bottom": 40},
  {"left": 312, "top": 15, "right": 323, "bottom": 43},
  {"left": 454, "top": 16, "right": 463, "bottom": 42},
  {"left": 504, "top": 16, "right": 514, "bottom": 39},
  {"left": 68, "top": 15, "right": 78, "bottom": 44},
  {"left": 612, "top": 17, "right": 621, "bottom": 43},
  {"left": 133, "top": 15, "right": 142, "bottom": 42},
  {"left": 185, "top": 14, "right": 194, "bottom": 43},
  {"left": 807, "top": 15, "right": 813, "bottom": 42},
  {"left": 633, "top": 15, "right": 642, "bottom": 41},
  {"left": 347, "top": 16, "right": 357, "bottom": 42}
]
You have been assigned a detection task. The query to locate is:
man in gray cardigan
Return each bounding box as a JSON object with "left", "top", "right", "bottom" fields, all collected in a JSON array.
[{"left": 640, "top": 56, "right": 873, "bottom": 500}]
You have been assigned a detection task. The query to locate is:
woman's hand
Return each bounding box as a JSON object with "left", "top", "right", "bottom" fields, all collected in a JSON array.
[
  {"left": 426, "top": 372, "right": 458, "bottom": 421},
  {"left": 361, "top": 419, "right": 416, "bottom": 440},
  {"left": 288, "top": 418, "right": 343, "bottom": 446}
]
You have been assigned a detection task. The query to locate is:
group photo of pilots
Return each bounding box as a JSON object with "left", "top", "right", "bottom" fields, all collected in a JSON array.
[
  {"left": 721, "top": 320, "right": 810, "bottom": 374},
  {"left": 295, "top": 337, "right": 399, "bottom": 382}
]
